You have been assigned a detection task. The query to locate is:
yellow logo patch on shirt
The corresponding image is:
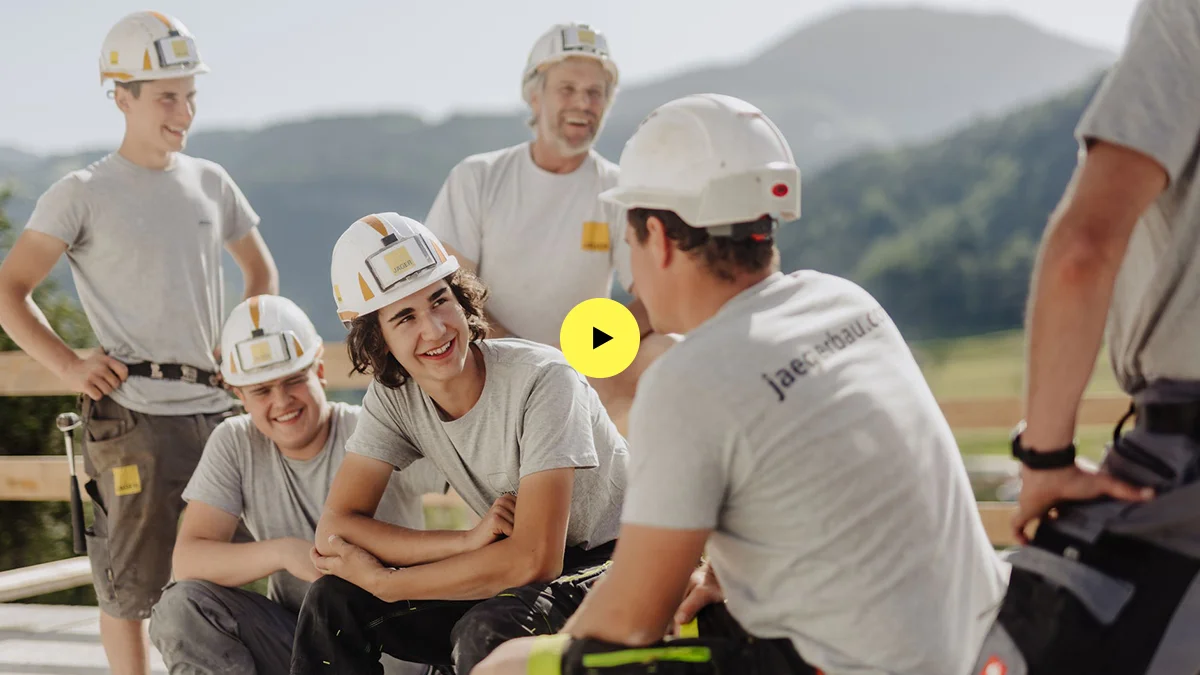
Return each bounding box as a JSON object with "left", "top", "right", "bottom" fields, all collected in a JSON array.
[
  {"left": 581, "top": 221, "right": 610, "bottom": 252},
  {"left": 113, "top": 464, "right": 142, "bottom": 496}
]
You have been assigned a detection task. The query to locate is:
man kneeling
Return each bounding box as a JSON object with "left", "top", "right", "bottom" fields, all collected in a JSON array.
[{"left": 148, "top": 295, "right": 447, "bottom": 674}]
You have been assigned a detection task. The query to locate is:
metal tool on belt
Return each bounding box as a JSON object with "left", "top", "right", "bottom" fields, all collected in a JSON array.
[{"left": 55, "top": 412, "right": 86, "bottom": 555}]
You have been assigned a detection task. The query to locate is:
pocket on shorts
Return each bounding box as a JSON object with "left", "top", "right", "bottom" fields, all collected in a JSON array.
[
  {"left": 82, "top": 398, "right": 151, "bottom": 483},
  {"left": 83, "top": 514, "right": 117, "bottom": 606}
]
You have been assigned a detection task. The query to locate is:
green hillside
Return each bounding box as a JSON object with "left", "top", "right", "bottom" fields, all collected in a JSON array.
[{"left": 778, "top": 76, "right": 1102, "bottom": 340}]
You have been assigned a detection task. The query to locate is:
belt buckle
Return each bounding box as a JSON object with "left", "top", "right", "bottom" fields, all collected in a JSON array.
[
  {"left": 180, "top": 365, "right": 198, "bottom": 384},
  {"left": 150, "top": 363, "right": 164, "bottom": 380}
]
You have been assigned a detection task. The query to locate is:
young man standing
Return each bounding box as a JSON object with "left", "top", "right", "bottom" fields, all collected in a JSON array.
[
  {"left": 424, "top": 22, "right": 675, "bottom": 434},
  {"left": 148, "top": 295, "right": 444, "bottom": 675},
  {"left": 474, "top": 94, "right": 1007, "bottom": 675},
  {"left": 0, "top": 12, "right": 277, "bottom": 674},
  {"left": 287, "top": 212, "right": 629, "bottom": 675}
]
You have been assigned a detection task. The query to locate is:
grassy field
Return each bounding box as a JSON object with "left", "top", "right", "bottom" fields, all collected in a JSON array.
[
  {"left": 912, "top": 329, "right": 1121, "bottom": 464},
  {"left": 911, "top": 330, "right": 1123, "bottom": 400}
]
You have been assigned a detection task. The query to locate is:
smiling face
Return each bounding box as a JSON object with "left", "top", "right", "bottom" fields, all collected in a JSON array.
[
  {"left": 234, "top": 362, "right": 329, "bottom": 453},
  {"left": 114, "top": 76, "right": 197, "bottom": 153},
  {"left": 377, "top": 279, "right": 476, "bottom": 388},
  {"left": 530, "top": 57, "right": 611, "bottom": 157}
]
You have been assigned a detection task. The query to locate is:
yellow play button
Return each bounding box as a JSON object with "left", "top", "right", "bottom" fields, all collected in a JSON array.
[{"left": 560, "top": 298, "right": 640, "bottom": 379}]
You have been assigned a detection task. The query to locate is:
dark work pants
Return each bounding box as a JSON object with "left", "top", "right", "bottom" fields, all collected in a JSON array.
[
  {"left": 555, "top": 604, "right": 817, "bottom": 675},
  {"left": 289, "top": 542, "right": 614, "bottom": 675},
  {"left": 150, "top": 579, "right": 428, "bottom": 675}
]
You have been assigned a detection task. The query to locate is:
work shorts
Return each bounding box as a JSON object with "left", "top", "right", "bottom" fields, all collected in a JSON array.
[{"left": 80, "top": 395, "right": 231, "bottom": 619}]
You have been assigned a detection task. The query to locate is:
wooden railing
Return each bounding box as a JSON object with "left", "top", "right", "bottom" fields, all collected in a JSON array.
[{"left": 0, "top": 344, "right": 1132, "bottom": 602}]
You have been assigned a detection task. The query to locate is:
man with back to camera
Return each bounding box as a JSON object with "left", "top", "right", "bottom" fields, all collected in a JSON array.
[{"left": 473, "top": 93, "right": 1007, "bottom": 675}]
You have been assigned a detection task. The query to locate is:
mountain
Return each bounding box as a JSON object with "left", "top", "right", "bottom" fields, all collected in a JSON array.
[
  {"left": 0, "top": 6, "right": 1113, "bottom": 340},
  {"left": 777, "top": 74, "right": 1101, "bottom": 339},
  {"left": 602, "top": 6, "right": 1113, "bottom": 166}
]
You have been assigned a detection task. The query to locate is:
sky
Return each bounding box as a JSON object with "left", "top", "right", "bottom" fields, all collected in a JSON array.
[{"left": 0, "top": 0, "right": 1141, "bottom": 155}]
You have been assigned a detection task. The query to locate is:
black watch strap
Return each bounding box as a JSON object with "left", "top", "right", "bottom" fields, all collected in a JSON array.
[{"left": 1010, "top": 424, "right": 1076, "bottom": 470}]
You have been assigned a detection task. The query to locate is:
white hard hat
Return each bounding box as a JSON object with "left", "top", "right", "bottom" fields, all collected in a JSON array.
[
  {"left": 331, "top": 213, "right": 460, "bottom": 328},
  {"left": 99, "top": 11, "right": 209, "bottom": 86},
  {"left": 220, "top": 295, "right": 323, "bottom": 388},
  {"left": 522, "top": 22, "right": 619, "bottom": 105},
  {"left": 599, "top": 94, "right": 801, "bottom": 230}
]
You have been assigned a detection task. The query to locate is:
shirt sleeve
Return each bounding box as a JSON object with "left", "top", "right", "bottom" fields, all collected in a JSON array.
[
  {"left": 218, "top": 166, "right": 261, "bottom": 244},
  {"left": 396, "top": 457, "right": 449, "bottom": 495},
  {"left": 517, "top": 364, "right": 601, "bottom": 479},
  {"left": 181, "top": 422, "right": 245, "bottom": 518},
  {"left": 424, "top": 161, "right": 484, "bottom": 265},
  {"left": 1075, "top": 0, "right": 1200, "bottom": 184},
  {"left": 24, "top": 175, "right": 88, "bottom": 249},
  {"left": 620, "top": 365, "right": 730, "bottom": 531},
  {"left": 345, "top": 380, "right": 424, "bottom": 471}
]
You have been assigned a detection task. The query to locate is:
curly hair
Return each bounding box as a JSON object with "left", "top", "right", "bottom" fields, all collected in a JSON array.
[
  {"left": 345, "top": 269, "right": 490, "bottom": 388},
  {"left": 627, "top": 208, "right": 778, "bottom": 282}
]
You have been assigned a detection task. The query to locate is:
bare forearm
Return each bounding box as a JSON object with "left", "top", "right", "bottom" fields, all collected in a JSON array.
[
  {"left": 318, "top": 511, "right": 473, "bottom": 567},
  {"left": 173, "top": 538, "right": 283, "bottom": 588},
  {"left": 375, "top": 538, "right": 555, "bottom": 602},
  {"left": 242, "top": 267, "right": 279, "bottom": 298},
  {"left": 0, "top": 291, "right": 80, "bottom": 377},
  {"left": 1023, "top": 221, "right": 1124, "bottom": 448},
  {"left": 561, "top": 575, "right": 665, "bottom": 645}
]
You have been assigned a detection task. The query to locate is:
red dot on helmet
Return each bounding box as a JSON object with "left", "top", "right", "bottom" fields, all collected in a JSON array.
[{"left": 772, "top": 183, "right": 789, "bottom": 197}]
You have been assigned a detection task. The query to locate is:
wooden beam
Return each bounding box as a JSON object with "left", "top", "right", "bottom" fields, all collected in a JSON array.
[
  {"left": 0, "top": 457, "right": 471, "bottom": 514},
  {"left": 0, "top": 556, "right": 93, "bottom": 603},
  {"left": 978, "top": 502, "right": 1020, "bottom": 548},
  {"left": 937, "top": 395, "right": 1130, "bottom": 430},
  {"left": 0, "top": 457, "right": 88, "bottom": 502},
  {"left": 0, "top": 350, "right": 1132, "bottom": 428}
]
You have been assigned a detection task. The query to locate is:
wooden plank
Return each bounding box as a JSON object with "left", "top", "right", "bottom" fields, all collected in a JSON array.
[
  {"left": 937, "top": 395, "right": 1131, "bottom": 430},
  {"left": 0, "top": 350, "right": 1131, "bottom": 427},
  {"left": 0, "top": 556, "right": 93, "bottom": 603},
  {"left": 0, "top": 454, "right": 1015, "bottom": 541},
  {"left": 0, "top": 457, "right": 88, "bottom": 502},
  {"left": 978, "top": 502, "right": 1020, "bottom": 548},
  {"left": 0, "top": 457, "right": 473, "bottom": 512}
]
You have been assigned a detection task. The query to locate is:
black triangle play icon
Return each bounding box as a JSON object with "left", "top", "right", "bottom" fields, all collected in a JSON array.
[{"left": 593, "top": 327, "right": 613, "bottom": 349}]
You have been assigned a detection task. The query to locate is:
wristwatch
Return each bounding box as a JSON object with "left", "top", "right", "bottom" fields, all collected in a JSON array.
[{"left": 1010, "top": 421, "right": 1076, "bottom": 470}]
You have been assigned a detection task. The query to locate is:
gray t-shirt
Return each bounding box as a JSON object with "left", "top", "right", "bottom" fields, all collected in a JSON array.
[
  {"left": 424, "top": 143, "right": 633, "bottom": 346},
  {"left": 1074, "top": 0, "right": 1200, "bottom": 393},
  {"left": 183, "top": 401, "right": 448, "bottom": 613},
  {"left": 347, "top": 339, "right": 627, "bottom": 550},
  {"left": 24, "top": 152, "right": 260, "bottom": 415},
  {"left": 623, "top": 272, "right": 1007, "bottom": 675}
]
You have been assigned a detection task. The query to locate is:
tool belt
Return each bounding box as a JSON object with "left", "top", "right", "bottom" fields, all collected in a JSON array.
[
  {"left": 126, "top": 361, "right": 223, "bottom": 388},
  {"left": 1137, "top": 400, "right": 1200, "bottom": 442}
]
